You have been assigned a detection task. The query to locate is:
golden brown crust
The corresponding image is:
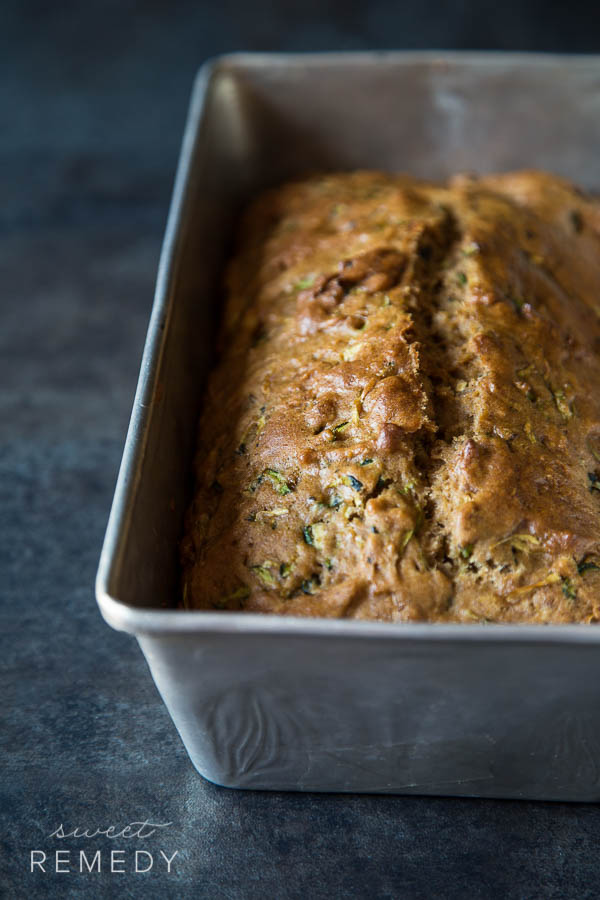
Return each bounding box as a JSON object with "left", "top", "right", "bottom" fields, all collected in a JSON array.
[{"left": 180, "top": 170, "right": 600, "bottom": 623}]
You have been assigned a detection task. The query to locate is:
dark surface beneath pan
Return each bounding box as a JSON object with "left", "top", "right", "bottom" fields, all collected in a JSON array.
[{"left": 5, "top": 3, "right": 600, "bottom": 896}]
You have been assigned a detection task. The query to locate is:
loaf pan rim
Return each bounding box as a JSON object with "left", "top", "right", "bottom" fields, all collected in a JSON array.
[{"left": 96, "top": 50, "right": 600, "bottom": 640}]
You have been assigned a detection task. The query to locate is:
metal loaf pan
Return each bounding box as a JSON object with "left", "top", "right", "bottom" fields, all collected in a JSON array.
[{"left": 96, "top": 52, "right": 600, "bottom": 799}]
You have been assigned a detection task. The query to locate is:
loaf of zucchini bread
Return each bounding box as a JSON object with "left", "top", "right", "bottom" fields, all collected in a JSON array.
[{"left": 180, "top": 170, "right": 600, "bottom": 623}]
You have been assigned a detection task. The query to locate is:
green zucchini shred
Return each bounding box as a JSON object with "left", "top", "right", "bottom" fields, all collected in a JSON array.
[
  {"left": 553, "top": 390, "right": 573, "bottom": 419},
  {"left": 400, "top": 529, "right": 414, "bottom": 551},
  {"left": 263, "top": 468, "right": 292, "bottom": 495},
  {"left": 214, "top": 584, "right": 251, "bottom": 608},
  {"left": 226, "top": 585, "right": 251, "bottom": 602},
  {"left": 345, "top": 475, "right": 363, "bottom": 491},
  {"left": 588, "top": 472, "right": 600, "bottom": 492},
  {"left": 294, "top": 275, "right": 315, "bottom": 290},
  {"left": 494, "top": 533, "right": 541, "bottom": 552},
  {"left": 301, "top": 574, "right": 320, "bottom": 595},
  {"left": 331, "top": 421, "right": 349, "bottom": 439},
  {"left": 578, "top": 559, "right": 600, "bottom": 575},
  {"left": 251, "top": 565, "right": 276, "bottom": 588}
]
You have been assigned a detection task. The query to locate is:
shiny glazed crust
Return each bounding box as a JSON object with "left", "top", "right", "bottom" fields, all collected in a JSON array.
[{"left": 181, "top": 171, "right": 600, "bottom": 623}]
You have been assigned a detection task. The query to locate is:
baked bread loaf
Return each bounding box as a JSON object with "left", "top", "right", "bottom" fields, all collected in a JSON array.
[{"left": 180, "top": 170, "right": 600, "bottom": 623}]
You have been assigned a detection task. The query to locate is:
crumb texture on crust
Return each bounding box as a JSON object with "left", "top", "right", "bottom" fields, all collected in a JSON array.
[{"left": 180, "top": 170, "right": 600, "bottom": 623}]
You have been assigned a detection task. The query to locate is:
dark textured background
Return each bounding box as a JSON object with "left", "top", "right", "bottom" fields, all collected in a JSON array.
[{"left": 2, "top": 1, "right": 600, "bottom": 897}]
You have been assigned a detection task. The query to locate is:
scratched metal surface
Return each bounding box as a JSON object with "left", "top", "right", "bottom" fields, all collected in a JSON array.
[{"left": 4, "top": 2, "right": 600, "bottom": 897}]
